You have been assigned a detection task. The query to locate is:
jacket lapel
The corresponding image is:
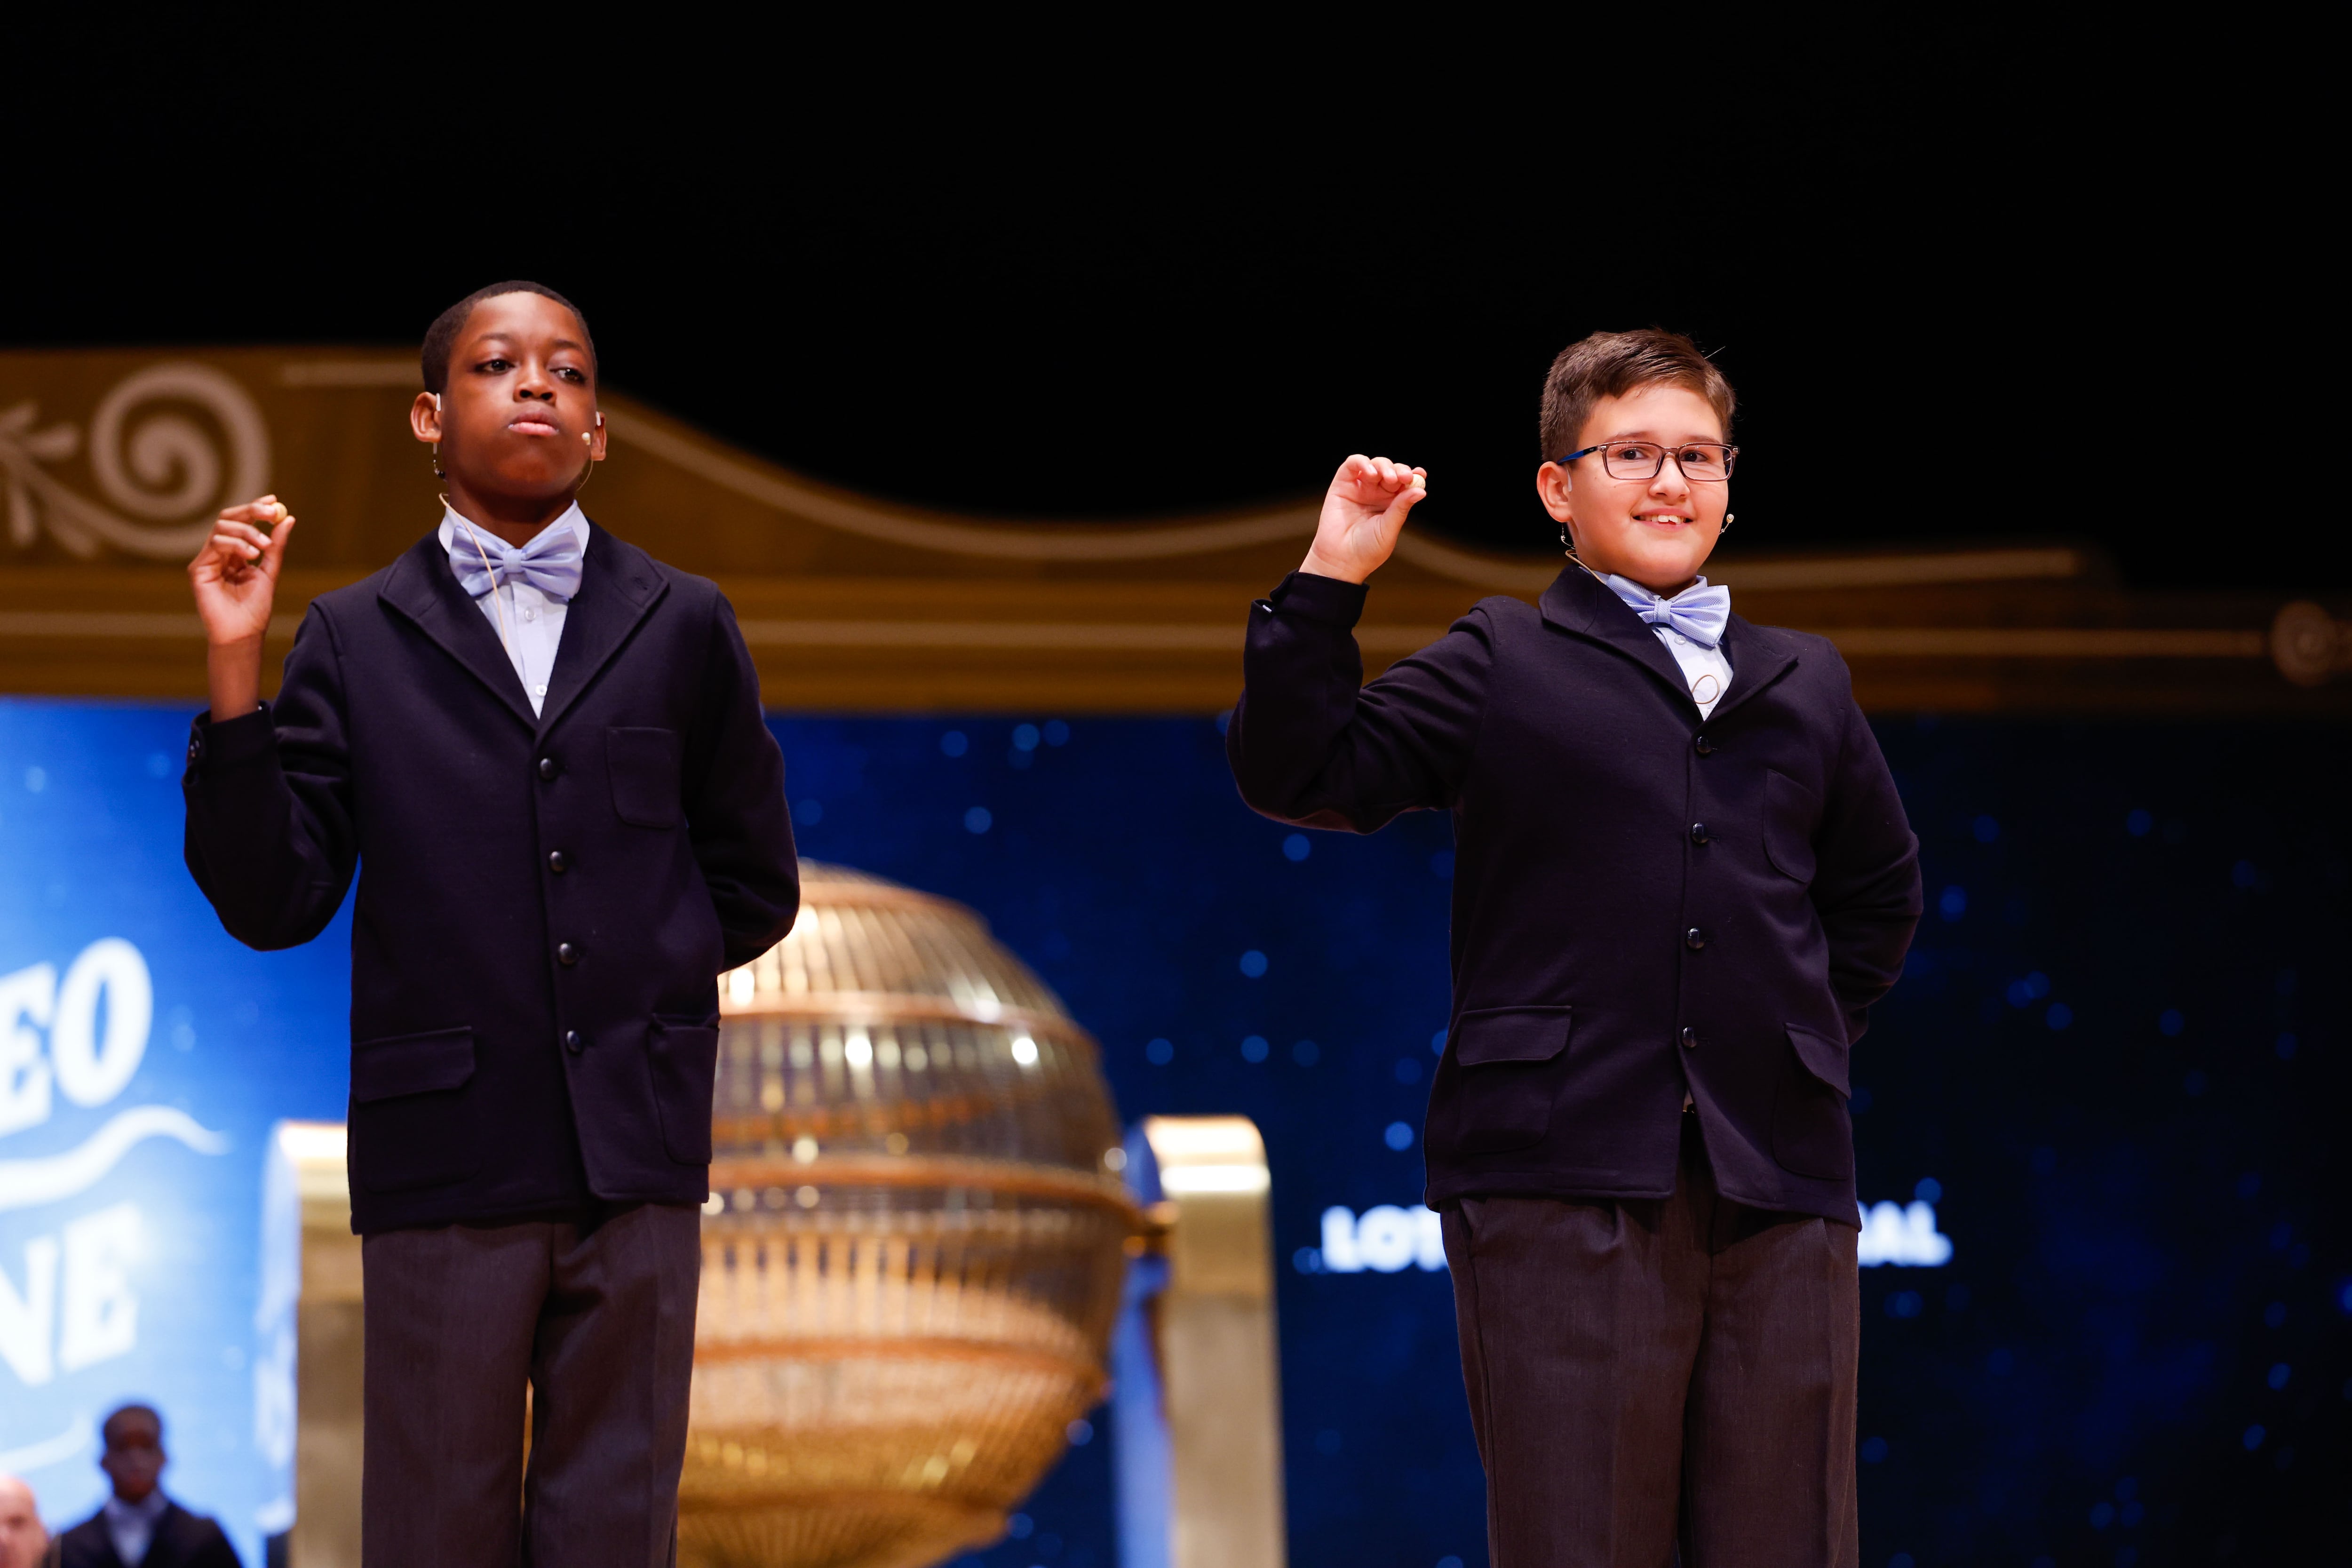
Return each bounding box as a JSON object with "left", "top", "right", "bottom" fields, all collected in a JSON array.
[
  {"left": 152, "top": 1502, "right": 193, "bottom": 1567},
  {"left": 1710, "top": 615, "right": 1802, "bottom": 722},
  {"left": 1537, "top": 565, "right": 1696, "bottom": 706},
  {"left": 534, "top": 521, "right": 667, "bottom": 740},
  {"left": 377, "top": 533, "right": 537, "bottom": 731}
]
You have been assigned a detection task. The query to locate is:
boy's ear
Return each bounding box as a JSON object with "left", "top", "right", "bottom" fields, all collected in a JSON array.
[
  {"left": 409, "top": 391, "right": 445, "bottom": 446},
  {"left": 1535, "top": 461, "right": 1576, "bottom": 524}
]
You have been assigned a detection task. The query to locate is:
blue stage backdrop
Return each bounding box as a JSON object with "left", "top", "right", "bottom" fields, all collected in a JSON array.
[
  {"left": 1, "top": 699, "right": 2343, "bottom": 1568},
  {"left": 0, "top": 701, "right": 352, "bottom": 1564}
]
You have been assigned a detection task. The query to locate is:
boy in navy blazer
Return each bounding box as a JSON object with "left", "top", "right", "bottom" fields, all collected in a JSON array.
[
  {"left": 53, "top": 1405, "right": 239, "bottom": 1568},
  {"left": 183, "top": 282, "right": 797, "bottom": 1567},
  {"left": 1229, "top": 330, "right": 1921, "bottom": 1566}
]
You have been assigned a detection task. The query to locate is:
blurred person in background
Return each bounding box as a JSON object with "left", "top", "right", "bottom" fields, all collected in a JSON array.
[
  {"left": 0, "top": 1474, "right": 53, "bottom": 1568},
  {"left": 52, "top": 1407, "right": 237, "bottom": 1568}
]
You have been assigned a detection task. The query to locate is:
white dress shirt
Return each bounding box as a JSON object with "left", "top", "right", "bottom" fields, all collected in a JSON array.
[
  {"left": 437, "top": 503, "right": 588, "bottom": 716},
  {"left": 104, "top": 1489, "right": 169, "bottom": 1566},
  {"left": 1599, "top": 571, "right": 1736, "bottom": 719}
]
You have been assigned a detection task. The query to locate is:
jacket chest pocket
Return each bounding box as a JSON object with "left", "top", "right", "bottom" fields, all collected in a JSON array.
[
  {"left": 608, "top": 727, "right": 683, "bottom": 828},
  {"left": 1448, "top": 1005, "right": 1573, "bottom": 1154},
  {"left": 1762, "top": 769, "right": 1820, "bottom": 884}
]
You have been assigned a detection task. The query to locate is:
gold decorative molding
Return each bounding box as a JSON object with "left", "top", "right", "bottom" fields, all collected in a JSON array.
[
  {"left": 2271, "top": 601, "right": 2352, "bottom": 686},
  {"left": 0, "top": 348, "right": 2341, "bottom": 716}
]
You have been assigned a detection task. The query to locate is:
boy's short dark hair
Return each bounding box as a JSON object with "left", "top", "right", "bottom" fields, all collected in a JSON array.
[
  {"left": 1539, "top": 328, "right": 1735, "bottom": 462},
  {"left": 421, "top": 280, "right": 597, "bottom": 395},
  {"left": 101, "top": 1404, "right": 161, "bottom": 1444}
]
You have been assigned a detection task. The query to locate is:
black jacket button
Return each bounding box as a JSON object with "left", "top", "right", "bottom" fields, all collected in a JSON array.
[
  {"left": 548, "top": 850, "right": 567, "bottom": 874},
  {"left": 538, "top": 757, "right": 558, "bottom": 780},
  {"left": 564, "top": 1029, "right": 582, "bottom": 1053},
  {"left": 1685, "top": 927, "right": 1707, "bottom": 951},
  {"left": 1694, "top": 735, "right": 1715, "bottom": 756},
  {"left": 1681, "top": 1026, "right": 1699, "bottom": 1050},
  {"left": 557, "top": 941, "right": 579, "bottom": 966},
  {"left": 1690, "top": 822, "right": 1708, "bottom": 845}
]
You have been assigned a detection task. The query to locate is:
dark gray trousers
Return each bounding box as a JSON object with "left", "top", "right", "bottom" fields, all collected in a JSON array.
[
  {"left": 1440, "top": 1115, "right": 1860, "bottom": 1568},
  {"left": 360, "top": 1203, "right": 702, "bottom": 1568}
]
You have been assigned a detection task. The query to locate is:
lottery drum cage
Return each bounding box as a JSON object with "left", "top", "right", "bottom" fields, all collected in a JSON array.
[{"left": 683, "top": 861, "right": 1139, "bottom": 1568}]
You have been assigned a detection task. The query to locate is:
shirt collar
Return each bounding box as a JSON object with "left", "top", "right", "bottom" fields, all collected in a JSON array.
[
  {"left": 1595, "top": 568, "right": 1714, "bottom": 609},
  {"left": 436, "top": 502, "right": 590, "bottom": 565},
  {"left": 104, "top": 1491, "right": 169, "bottom": 1524}
]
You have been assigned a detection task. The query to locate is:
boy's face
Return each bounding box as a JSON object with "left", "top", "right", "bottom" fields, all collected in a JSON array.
[
  {"left": 1536, "top": 383, "right": 1730, "bottom": 594},
  {"left": 98, "top": 1411, "right": 164, "bottom": 1504},
  {"left": 410, "top": 291, "right": 604, "bottom": 505}
]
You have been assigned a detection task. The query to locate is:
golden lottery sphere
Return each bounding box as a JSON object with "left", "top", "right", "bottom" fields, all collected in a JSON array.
[{"left": 682, "top": 861, "right": 1137, "bottom": 1568}]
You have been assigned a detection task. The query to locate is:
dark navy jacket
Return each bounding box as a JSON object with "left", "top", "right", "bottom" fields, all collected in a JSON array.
[
  {"left": 56, "top": 1499, "right": 241, "bottom": 1568},
  {"left": 1228, "top": 567, "right": 1921, "bottom": 1223},
  {"left": 183, "top": 524, "right": 798, "bottom": 1234}
]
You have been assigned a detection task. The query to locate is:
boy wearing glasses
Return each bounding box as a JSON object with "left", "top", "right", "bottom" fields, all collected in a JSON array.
[{"left": 1228, "top": 329, "right": 1920, "bottom": 1565}]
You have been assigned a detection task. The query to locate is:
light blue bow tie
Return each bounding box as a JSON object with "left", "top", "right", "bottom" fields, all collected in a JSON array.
[
  {"left": 1603, "top": 573, "right": 1730, "bottom": 649},
  {"left": 448, "top": 519, "right": 584, "bottom": 603}
]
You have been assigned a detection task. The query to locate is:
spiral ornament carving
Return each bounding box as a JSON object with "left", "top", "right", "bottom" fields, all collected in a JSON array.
[
  {"left": 2270, "top": 601, "right": 2352, "bottom": 687},
  {"left": 0, "top": 361, "right": 270, "bottom": 558}
]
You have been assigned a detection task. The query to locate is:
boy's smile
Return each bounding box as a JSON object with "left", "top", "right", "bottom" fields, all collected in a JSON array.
[{"left": 410, "top": 290, "right": 606, "bottom": 545}]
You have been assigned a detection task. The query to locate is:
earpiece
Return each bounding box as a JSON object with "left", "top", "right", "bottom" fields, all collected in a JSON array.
[{"left": 574, "top": 411, "right": 604, "bottom": 492}]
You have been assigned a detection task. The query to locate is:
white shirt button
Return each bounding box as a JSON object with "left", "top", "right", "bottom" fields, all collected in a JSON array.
[
  {"left": 523, "top": 607, "right": 538, "bottom": 622},
  {"left": 534, "top": 684, "right": 548, "bottom": 697}
]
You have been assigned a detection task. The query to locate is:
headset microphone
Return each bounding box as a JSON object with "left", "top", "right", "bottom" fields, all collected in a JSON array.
[{"left": 575, "top": 412, "right": 603, "bottom": 490}]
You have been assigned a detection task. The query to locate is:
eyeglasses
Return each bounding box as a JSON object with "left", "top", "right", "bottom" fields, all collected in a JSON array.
[{"left": 1554, "top": 439, "right": 1737, "bottom": 483}]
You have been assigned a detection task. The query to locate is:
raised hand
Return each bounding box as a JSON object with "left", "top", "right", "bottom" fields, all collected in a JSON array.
[
  {"left": 1298, "top": 455, "right": 1427, "bottom": 585},
  {"left": 188, "top": 495, "right": 297, "bottom": 719}
]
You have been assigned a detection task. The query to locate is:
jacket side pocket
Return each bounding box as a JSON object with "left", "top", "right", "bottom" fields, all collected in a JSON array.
[
  {"left": 1771, "top": 1021, "right": 1853, "bottom": 1179},
  {"left": 1448, "top": 1005, "right": 1573, "bottom": 1155},
  {"left": 647, "top": 1015, "right": 720, "bottom": 1165},
  {"left": 349, "top": 1026, "right": 481, "bottom": 1194}
]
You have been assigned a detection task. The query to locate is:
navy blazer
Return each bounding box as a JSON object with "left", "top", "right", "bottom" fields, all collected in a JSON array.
[
  {"left": 1229, "top": 566, "right": 1921, "bottom": 1222},
  {"left": 184, "top": 524, "right": 798, "bottom": 1234},
  {"left": 56, "top": 1500, "right": 241, "bottom": 1568}
]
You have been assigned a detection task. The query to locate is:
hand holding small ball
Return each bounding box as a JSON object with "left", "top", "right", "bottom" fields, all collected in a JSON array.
[{"left": 189, "top": 494, "right": 299, "bottom": 719}]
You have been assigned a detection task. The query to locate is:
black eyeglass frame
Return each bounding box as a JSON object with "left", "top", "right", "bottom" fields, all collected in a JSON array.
[{"left": 1552, "top": 439, "right": 1739, "bottom": 482}]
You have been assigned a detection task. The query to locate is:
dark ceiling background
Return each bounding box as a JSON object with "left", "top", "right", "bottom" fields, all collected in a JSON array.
[{"left": 3, "top": 20, "right": 2331, "bottom": 590}]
